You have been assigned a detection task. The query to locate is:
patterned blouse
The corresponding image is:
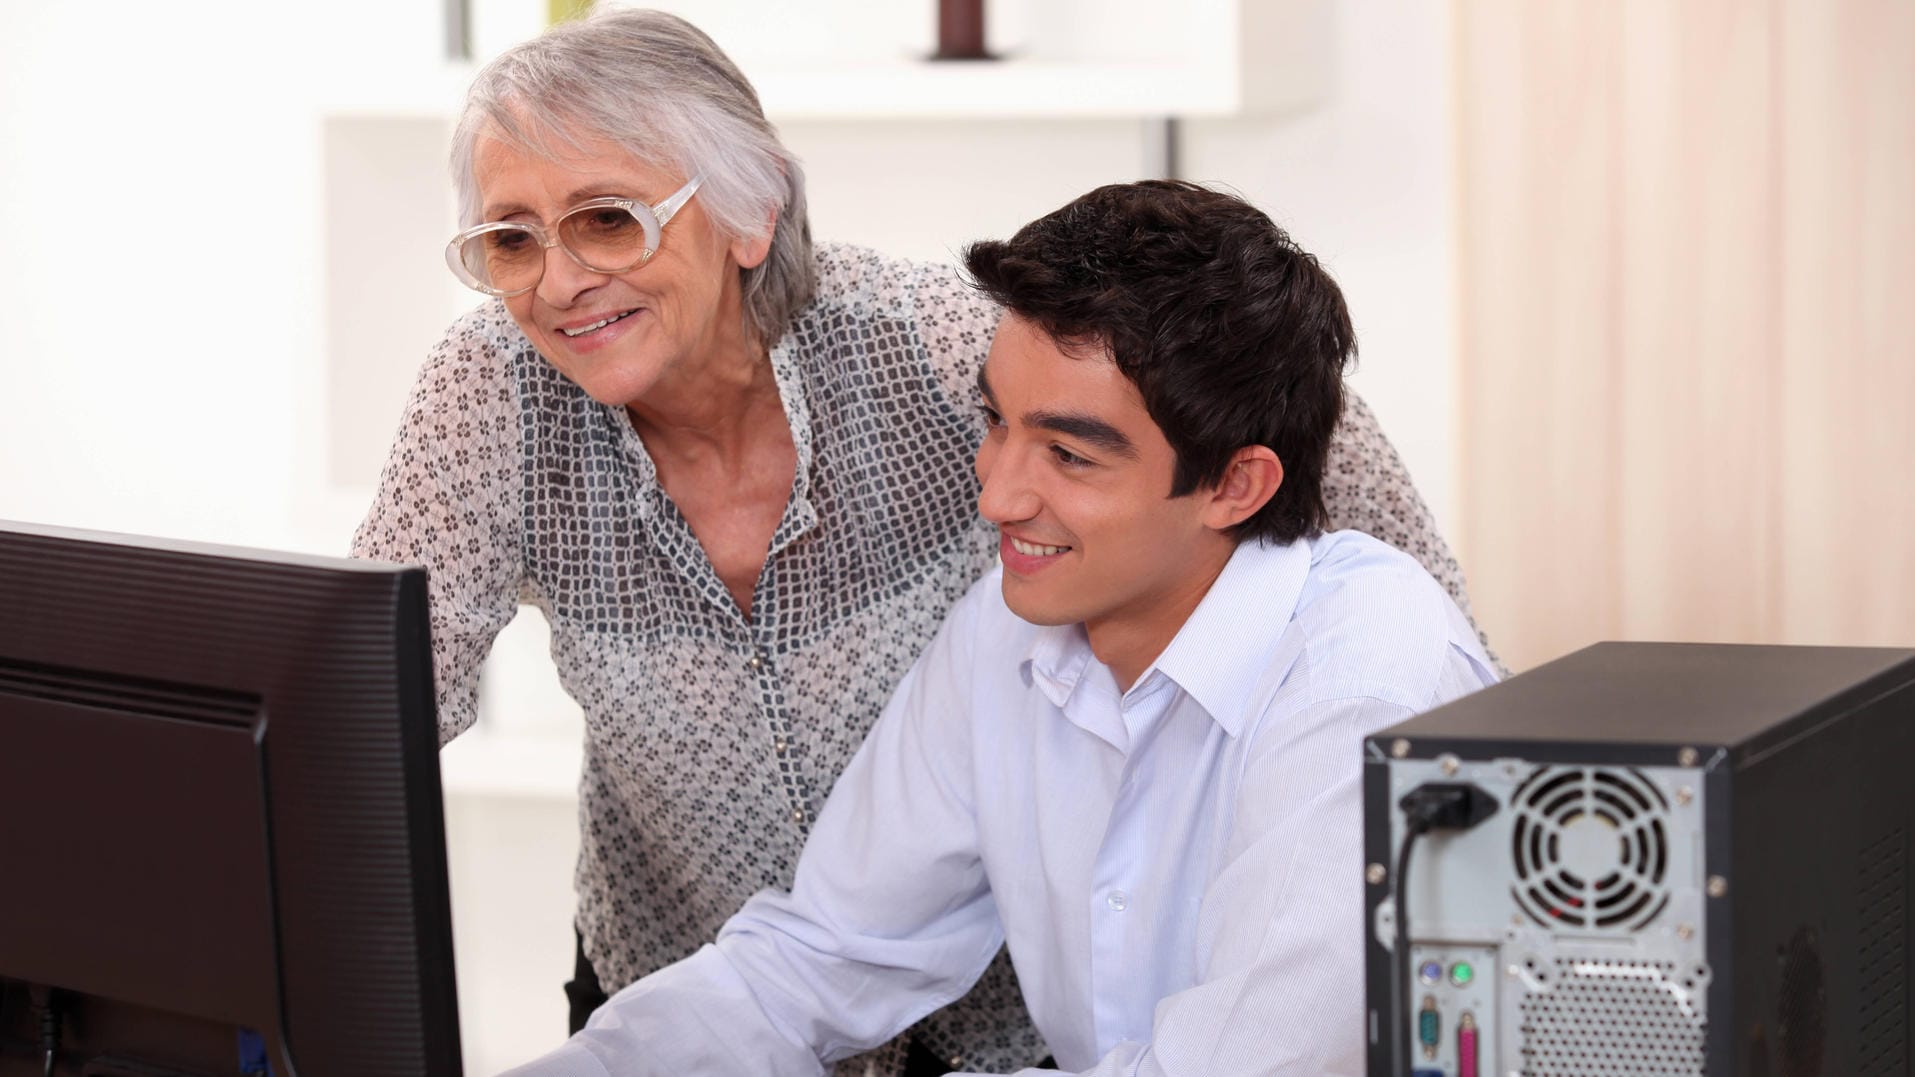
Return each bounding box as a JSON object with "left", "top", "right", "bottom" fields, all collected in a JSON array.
[{"left": 352, "top": 242, "right": 1483, "bottom": 1075}]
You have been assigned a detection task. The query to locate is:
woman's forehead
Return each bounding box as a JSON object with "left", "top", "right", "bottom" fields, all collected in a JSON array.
[{"left": 473, "top": 129, "right": 678, "bottom": 206}]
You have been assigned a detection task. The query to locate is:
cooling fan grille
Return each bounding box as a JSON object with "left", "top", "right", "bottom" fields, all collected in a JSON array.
[{"left": 1510, "top": 766, "right": 1673, "bottom": 930}]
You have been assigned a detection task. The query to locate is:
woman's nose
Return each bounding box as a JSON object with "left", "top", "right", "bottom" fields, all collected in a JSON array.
[{"left": 535, "top": 242, "right": 605, "bottom": 306}]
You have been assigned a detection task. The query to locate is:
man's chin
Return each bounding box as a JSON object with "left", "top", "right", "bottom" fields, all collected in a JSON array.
[{"left": 999, "top": 580, "right": 1078, "bottom": 628}]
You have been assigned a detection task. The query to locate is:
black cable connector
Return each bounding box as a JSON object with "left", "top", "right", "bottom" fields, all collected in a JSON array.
[
  {"left": 1400, "top": 782, "right": 1500, "bottom": 833},
  {"left": 1392, "top": 781, "right": 1498, "bottom": 1076}
]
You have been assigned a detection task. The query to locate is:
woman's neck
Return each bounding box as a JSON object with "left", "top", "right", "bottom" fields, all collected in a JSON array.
[{"left": 626, "top": 323, "right": 784, "bottom": 469}]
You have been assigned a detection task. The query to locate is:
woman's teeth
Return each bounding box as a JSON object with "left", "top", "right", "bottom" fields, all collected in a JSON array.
[
  {"left": 561, "top": 310, "right": 637, "bottom": 337},
  {"left": 1010, "top": 537, "right": 1069, "bottom": 557}
]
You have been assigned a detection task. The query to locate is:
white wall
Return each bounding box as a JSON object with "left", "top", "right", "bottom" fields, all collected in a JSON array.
[
  {"left": 1186, "top": 2, "right": 1458, "bottom": 531},
  {"left": 0, "top": 2, "right": 1456, "bottom": 1071}
]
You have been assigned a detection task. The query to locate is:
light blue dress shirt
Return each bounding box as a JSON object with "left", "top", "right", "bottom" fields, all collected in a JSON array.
[{"left": 506, "top": 531, "right": 1498, "bottom": 1077}]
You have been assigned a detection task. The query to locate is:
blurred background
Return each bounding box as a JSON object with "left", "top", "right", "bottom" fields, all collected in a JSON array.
[{"left": 2, "top": 0, "right": 1909, "bottom": 1069}]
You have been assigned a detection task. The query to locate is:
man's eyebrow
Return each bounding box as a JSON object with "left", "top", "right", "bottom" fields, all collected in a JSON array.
[
  {"left": 1026, "top": 410, "right": 1138, "bottom": 459},
  {"left": 978, "top": 364, "right": 1137, "bottom": 459}
]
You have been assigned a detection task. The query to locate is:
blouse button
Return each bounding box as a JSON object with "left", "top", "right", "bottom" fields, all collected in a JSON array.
[
  {"left": 1106, "top": 890, "right": 1129, "bottom": 912},
  {"left": 790, "top": 807, "right": 805, "bottom": 823},
  {"left": 746, "top": 654, "right": 763, "bottom": 670}
]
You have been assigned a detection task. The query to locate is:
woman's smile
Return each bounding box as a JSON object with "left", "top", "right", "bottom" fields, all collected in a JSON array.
[{"left": 558, "top": 307, "right": 641, "bottom": 339}]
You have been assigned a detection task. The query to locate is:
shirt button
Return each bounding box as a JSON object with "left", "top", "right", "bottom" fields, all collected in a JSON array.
[
  {"left": 746, "top": 654, "right": 763, "bottom": 670},
  {"left": 791, "top": 807, "right": 805, "bottom": 823},
  {"left": 1106, "top": 890, "right": 1129, "bottom": 912},
  {"left": 774, "top": 737, "right": 788, "bottom": 753}
]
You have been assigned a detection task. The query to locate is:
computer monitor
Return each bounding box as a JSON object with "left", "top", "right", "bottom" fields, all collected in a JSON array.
[{"left": 0, "top": 521, "right": 462, "bottom": 1076}]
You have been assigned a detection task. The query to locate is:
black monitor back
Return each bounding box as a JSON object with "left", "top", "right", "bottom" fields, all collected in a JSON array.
[{"left": 0, "top": 521, "right": 461, "bottom": 1076}]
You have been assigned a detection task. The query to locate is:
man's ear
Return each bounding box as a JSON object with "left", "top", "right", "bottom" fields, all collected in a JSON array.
[
  {"left": 731, "top": 208, "right": 777, "bottom": 271},
  {"left": 1200, "top": 445, "right": 1283, "bottom": 532}
]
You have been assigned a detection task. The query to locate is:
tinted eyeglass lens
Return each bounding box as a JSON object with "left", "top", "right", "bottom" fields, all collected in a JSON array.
[
  {"left": 559, "top": 206, "right": 649, "bottom": 272},
  {"left": 460, "top": 227, "right": 545, "bottom": 293}
]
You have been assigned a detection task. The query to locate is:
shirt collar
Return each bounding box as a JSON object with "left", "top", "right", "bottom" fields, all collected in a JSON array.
[
  {"left": 1025, "top": 621, "right": 1097, "bottom": 711},
  {"left": 1022, "top": 538, "right": 1313, "bottom": 739},
  {"left": 765, "top": 335, "right": 818, "bottom": 545},
  {"left": 767, "top": 334, "right": 816, "bottom": 510},
  {"left": 1151, "top": 538, "right": 1312, "bottom": 737}
]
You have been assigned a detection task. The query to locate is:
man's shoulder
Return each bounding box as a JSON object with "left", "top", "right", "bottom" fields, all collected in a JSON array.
[{"left": 1281, "top": 530, "right": 1485, "bottom": 712}]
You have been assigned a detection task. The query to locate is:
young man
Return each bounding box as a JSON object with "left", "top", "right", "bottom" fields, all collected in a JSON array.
[{"left": 509, "top": 181, "right": 1498, "bottom": 1077}]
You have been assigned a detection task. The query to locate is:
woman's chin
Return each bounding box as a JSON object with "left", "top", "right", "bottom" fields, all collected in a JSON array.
[{"left": 541, "top": 352, "right": 661, "bottom": 409}]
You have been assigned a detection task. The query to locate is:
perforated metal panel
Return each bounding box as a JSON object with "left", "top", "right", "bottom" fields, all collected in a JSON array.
[
  {"left": 1517, "top": 958, "right": 1707, "bottom": 1076},
  {"left": 1858, "top": 828, "right": 1908, "bottom": 1077}
]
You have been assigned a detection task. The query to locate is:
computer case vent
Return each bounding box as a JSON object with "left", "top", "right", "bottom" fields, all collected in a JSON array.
[{"left": 1363, "top": 642, "right": 1915, "bottom": 1077}]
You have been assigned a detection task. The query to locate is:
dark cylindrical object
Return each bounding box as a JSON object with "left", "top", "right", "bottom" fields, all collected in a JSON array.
[{"left": 933, "top": 0, "right": 992, "bottom": 61}]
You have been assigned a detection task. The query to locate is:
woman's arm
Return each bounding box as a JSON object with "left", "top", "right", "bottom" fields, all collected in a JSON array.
[
  {"left": 350, "top": 303, "right": 528, "bottom": 745},
  {"left": 500, "top": 578, "right": 1005, "bottom": 1077}
]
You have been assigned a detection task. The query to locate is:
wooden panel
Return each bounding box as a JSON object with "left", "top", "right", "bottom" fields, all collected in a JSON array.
[
  {"left": 1455, "top": 0, "right": 1913, "bottom": 670},
  {"left": 1613, "top": 0, "right": 1779, "bottom": 644},
  {"left": 1455, "top": 0, "right": 1626, "bottom": 672},
  {"left": 1776, "top": 0, "right": 1915, "bottom": 645}
]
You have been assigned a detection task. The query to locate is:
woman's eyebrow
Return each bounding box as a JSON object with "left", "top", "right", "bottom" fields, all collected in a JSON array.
[
  {"left": 481, "top": 199, "right": 533, "bottom": 221},
  {"left": 561, "top": 186, "right": 635, "bottom": 205},
  {"left": 479, "top": 188, "right": 632, "bottom": 221}
]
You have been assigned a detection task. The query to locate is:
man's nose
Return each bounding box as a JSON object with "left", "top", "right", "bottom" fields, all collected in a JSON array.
[{"left": 975, "top": 441, "right": 1040, "bottom": 525}]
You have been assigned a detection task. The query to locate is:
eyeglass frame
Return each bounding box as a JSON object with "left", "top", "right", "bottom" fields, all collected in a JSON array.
[{"left": 444, "top": 174, "right": 705, "bottom": 298}]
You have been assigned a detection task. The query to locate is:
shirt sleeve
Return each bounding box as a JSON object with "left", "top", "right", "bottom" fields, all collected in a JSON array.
[
  {"left": 953, "top": 695, "right": 1410, "bottom": 1077},
  {"left": 1322, "top": 392, "right": 1498, "bottom": 668},
  {"left": 349, "top": 303, "right": 526, "bottom": 745},
  {"left": 499, "top": 582, "right": 1008, "bottom": 1077}
]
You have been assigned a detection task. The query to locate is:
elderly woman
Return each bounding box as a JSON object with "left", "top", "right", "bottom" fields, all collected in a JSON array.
[{"left": 353, "top": 8, "right": 1486, "bottom": 1076}]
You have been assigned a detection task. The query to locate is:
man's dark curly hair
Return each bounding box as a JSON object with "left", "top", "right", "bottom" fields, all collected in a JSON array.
[{"left": 963, "top": 179, "right": 1355, "bottom": 545}]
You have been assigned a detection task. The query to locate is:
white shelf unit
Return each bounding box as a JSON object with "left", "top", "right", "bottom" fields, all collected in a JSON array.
[{"left": 323, "top": 0, "right": 1328, "bottom": 120}]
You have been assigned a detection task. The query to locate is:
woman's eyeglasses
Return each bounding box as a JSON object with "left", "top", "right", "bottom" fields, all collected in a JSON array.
[{"left": 445, "top": 174, "right": 703, "bottom": 297}]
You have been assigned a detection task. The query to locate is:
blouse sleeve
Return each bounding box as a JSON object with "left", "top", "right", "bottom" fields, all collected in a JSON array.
[
  {"left": 350, "top": 303, "right": 528, "bottom": 744},
  {"left": 907, "top": 259, "right": 1000, "bottom": 423}
]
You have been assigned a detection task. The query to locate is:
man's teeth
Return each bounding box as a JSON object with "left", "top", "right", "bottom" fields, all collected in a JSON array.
[
  {"left": 561, "top": 310, "right": 637, "bottom": 337},
  {"left": 1010, "top": 537, "right": 1069, "bottom": 557}
]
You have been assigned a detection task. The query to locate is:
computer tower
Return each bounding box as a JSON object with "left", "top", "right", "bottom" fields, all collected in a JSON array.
[{"left": 1363, "top": 641, "right": 1915, "bottom": 1077}]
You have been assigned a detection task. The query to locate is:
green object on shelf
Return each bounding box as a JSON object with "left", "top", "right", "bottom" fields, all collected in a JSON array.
[{"left": 549, "top": 0, "right": 594, "bottom": 26}]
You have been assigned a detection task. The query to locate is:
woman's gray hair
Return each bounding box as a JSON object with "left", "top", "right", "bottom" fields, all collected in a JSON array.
[{"left": 451, "top": 8, "right": 815, "bottom": 346}]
